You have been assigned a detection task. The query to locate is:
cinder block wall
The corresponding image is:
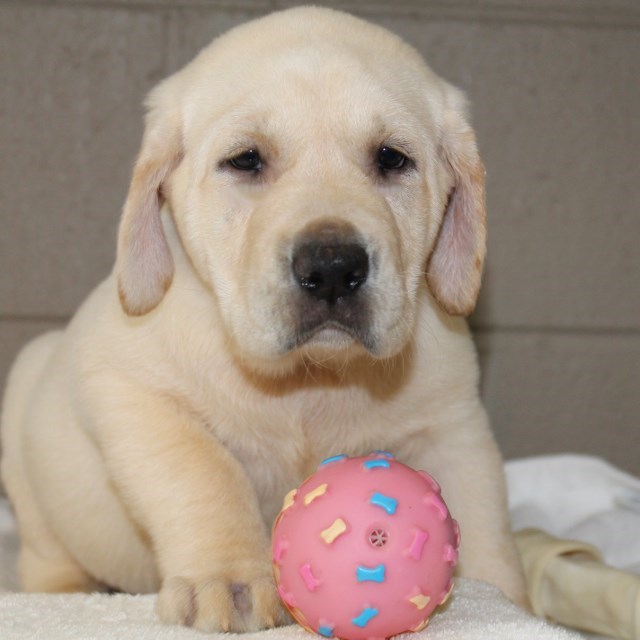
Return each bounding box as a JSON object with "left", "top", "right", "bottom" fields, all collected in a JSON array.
[{"left": 1, "top": 1, "right": 639, "bottom": 474}]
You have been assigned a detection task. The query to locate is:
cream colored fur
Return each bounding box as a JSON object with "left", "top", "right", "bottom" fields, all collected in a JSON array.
[{"left": 1, "top": 7, "right": 527, "bottom": 632}]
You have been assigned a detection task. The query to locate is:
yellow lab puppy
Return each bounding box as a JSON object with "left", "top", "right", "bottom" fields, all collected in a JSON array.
[{"left": 1, "top": 6, "right": 527, "bottom": 632}]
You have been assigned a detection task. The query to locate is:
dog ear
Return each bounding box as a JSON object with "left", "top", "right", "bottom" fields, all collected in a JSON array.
[
  {"left": 426, "top": 89, "right": 487, "bottom": 317},
  {"left": 116, "top": 80, "right": 183, "bottom": 317}
]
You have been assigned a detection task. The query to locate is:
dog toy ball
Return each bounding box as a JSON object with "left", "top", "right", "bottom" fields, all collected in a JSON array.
[{"left": 272, "top": 452, "right": 460, "bottom": 640}]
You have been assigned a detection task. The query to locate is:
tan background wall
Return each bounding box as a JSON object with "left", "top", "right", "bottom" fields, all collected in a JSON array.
[{"left": 1, "top": 0, "right": 638, "bottom": 474}]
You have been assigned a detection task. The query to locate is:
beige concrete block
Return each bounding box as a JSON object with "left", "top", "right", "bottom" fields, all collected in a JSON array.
[
  {"left": 274, "top": 0, "right": 640, "bottom": 29},
  {"left": 161, "top": 10, "right": 640, "bottom": 331},
  {"left": 376, "top": 18, "right": 640, "bottom": 331},
  {"left": 0, "top": 5, "right": 165, "bottom": 317},
  {"left": 476, "top": 330, "right": 640, "bottom": 475},
  {"left": 3, "top": 7, "right": 637, "bottom": 332},
  {"left": 163, "top": 7, "right": 265, "bottom": 73}
]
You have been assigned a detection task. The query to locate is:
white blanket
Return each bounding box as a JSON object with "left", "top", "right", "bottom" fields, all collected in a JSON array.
[
  {"left": 6, "top": 456, "right": 626, "bottom": 640},
  {"left": 507, "top": 455, "right": 640, "bottom": 640},
  {"left": 506, "top": 454, "right": 640, "bottom": 575}
]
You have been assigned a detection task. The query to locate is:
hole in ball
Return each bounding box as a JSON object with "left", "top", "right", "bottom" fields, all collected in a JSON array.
[{"left": 368, "top": 529, "right": 389, "bottom": 548}]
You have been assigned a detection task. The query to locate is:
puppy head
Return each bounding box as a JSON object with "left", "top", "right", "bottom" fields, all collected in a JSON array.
[{"left": 116, "top": 7, "right": 486, "bottom": 371}]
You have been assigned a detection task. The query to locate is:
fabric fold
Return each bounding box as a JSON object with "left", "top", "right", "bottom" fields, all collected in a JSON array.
[{"left": 516, "top": 527, "right": 640, "bottom": 640}]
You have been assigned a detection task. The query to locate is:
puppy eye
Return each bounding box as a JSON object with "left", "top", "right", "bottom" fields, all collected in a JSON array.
[
  {"left": 377, "top": 146, "right": 408, "bottom": 172},
  {"left": 228, "top": 149, "right": 262, "bottom": 172}
]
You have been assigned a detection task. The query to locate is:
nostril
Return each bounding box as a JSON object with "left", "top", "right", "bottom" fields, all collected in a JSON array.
[
  {"left": 292, "top": 243, "right": 369, "bottom": 304},
  {"left": 299, "top": 271, "right": 324, "bottom": 294},
  {"left": 344, "top": 267, "right": 367, "bottom": 292}
]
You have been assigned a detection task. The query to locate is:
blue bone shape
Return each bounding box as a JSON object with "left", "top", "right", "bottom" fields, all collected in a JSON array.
[
  {"left": 352, "top": 608, "right": 379, "bottom": 628},
  {"left": 357, "top": 564, "right": 386, "bottom": 583},
  {"left": 370, "top": 491, "right": 398, "bottom": 515},
  {"left": 363, "top": 459, "right": 391, "bottom": 470}
]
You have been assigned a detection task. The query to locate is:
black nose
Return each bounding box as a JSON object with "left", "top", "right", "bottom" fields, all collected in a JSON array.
[{"left": 292, "top": 242, "right": 369, "bottom": 304}]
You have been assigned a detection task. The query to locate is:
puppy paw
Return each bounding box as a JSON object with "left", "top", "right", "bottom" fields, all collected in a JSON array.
[{"left": 156, "top": 574, "right": 287, "bottom": 632}]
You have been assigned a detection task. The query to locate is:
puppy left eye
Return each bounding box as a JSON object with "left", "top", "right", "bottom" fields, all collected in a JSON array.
[
  {"left": 228, "top": 149, "right": 263, "bottom": 172},
  {"left": 377, "top": 146, "right": 408, "bottom": 172}
]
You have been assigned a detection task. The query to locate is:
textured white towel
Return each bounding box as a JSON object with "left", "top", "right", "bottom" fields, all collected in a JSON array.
[
  {"left": 0, "top": 495, "right": 584, "bottom": 640},
  {"left": 0, "top": 580, "right": 581, "bottom": 640}
]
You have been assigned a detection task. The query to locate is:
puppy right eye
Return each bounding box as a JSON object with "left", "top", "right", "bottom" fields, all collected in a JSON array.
[{"left": 228, "top": 149, "right": 263, "bottom": 172}]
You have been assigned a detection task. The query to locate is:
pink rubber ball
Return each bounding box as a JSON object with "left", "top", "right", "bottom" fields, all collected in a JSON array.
[{"left": 272, "top": 452, "right": 460, "bottom": 640}]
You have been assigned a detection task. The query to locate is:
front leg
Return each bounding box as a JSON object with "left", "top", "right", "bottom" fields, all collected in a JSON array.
[
  {"left": 399, "top": 404, "right": 529, "bottom": 609},
  {"left": 90, "top": 381, "right": 284, "bottom": 632}
]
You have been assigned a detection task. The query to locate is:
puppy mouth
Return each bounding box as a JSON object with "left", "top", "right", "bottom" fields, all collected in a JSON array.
[{"left": 288, "top": 318, "right": 374, "bottom": 352}]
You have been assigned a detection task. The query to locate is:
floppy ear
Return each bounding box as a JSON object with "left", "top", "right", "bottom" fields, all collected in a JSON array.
[
  {"left": 116, "top": 82, "right": 183, "bottom": 317},
  {"left": 426, "top": 90, "right": 487, "bottom": 317}
]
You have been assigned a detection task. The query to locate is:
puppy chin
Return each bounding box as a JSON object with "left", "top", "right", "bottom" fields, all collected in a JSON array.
[
  {"left": 226, "top": 310, "right": 410, "bottom": 379},
  {"left": 296, "top": 327, "right": 369, "bottom": 365},
  {"left": 229, "top": 326, "right": 370, "bottom": 379},
  {"left": 291, "top": 323, "right": 412, "bottom": 371}
]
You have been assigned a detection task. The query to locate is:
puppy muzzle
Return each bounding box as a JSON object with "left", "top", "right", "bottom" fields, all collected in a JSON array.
[{"left": 287, "top": 220, "right": 373, "bottom": 350}]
